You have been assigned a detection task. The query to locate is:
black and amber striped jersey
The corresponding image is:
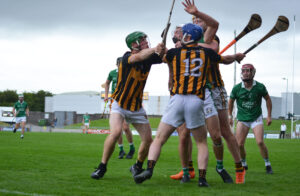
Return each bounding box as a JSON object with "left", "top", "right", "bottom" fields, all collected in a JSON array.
[
  {"left": 203, "top": 35, "right": 225, "bottom": 88},
  {"left": 165, "top": 44, "right": 221, "bottom": 99},
  {"left": 112, "top": 51, "right": 162, "bottom": 111}
]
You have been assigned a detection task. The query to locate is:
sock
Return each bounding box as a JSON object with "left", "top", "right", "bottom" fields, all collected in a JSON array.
[
  {"left": 241, "top": 159, "right": 247, "bottom": 166},
  {"left": 129, "top": 143, "right": 135, "bottom": 151},
  {"left": 235, "top": 161, "right": 244, "bottom": 172},
  {"left": 199, "top": 169, "right": 206, "bottom": 179},
  {"left": 118, "top": 144, "right": 124, "bottom": 151},
  {"left": 13, "top": 128, "right": 16, "bottom": 132},
  {"left": 188, "top": 161, "right": 194, "bottom": 171},
  {"left": 216, "top": 160, "right": 224, "bottom": 171},
  {"left": 147, "top": 160, "right": 156, "bottom": 172},
  {"left": 136, "top": 160, "right": 143, "bottom": 169},
  {"left": 264, "top": 158, "right": 271, "bottom": 166},
  {"left": 183, "top": 168, "right": 189, "bottom": 176},
  {"left": 98, "top": 162, "right": 107, "bottom": 170}
]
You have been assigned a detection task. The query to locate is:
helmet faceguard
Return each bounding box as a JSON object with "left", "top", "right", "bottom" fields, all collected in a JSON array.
[
  {"left": 181, "top": 23, "right": 203, "bottom": 45},
  {"left": 241, "top": 64, "right": 256, "bottom": 82},
  {"left": 125, "top": 31, "right": 148, "bottom": 51}
]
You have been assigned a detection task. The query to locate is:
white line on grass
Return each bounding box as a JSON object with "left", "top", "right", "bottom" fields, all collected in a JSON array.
[{"left": 0, "top": 189, "right": 55, "bottom": 196}]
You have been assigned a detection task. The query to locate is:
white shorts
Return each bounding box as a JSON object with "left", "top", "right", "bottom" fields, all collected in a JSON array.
[
  {"left": 111, "top": 100, "right": 149, "bottom": 124},
  {"left": 84, "top": 123, "right": 89, "bottom": 126},
  {"left": 204, "top": 88, "right": 218, "bottom": 119},
  {"left": 161, "top": 94, "right": 205, "bottom": 129},
  {"left": 211, "top": 86, "right": 228, "bottom": 110},
  {"left": 240, "top": 115, "right": 263, "bottom": 129},
  {"left": 16, "top": 116, "right": 26, "bottom": 124}
]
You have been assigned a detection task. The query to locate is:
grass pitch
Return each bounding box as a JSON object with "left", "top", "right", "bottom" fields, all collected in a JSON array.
[{"left": 1, "top": 131, "right": 300, "bottom": 196}]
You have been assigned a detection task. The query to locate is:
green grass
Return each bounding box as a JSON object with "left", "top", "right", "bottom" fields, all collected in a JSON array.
[
  {"left": 64, "top": 117, "right": 162, "bottom": 130},
  {"left": 1, "top": 132, "right": 300, "bottom": 196},
  {"left": 65, "top": 117, "right": 295, "bottom": 134}
]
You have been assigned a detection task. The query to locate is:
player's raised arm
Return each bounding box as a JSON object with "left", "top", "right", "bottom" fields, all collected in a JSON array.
[{"left": 182, "top": 0, "right": 219, "bottom": 44}]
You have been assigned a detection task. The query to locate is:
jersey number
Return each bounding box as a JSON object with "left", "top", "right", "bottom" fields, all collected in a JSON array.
[{"left": 183, "top": 58, "right": 203, "bottom": 77}]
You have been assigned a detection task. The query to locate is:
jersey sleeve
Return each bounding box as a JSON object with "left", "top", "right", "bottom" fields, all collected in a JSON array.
[
  {"left": 107, "top": 71, "right": 113, "bottom": 81},
  {"left": 214, "top": 35, "right": 220, "bottom": 44},
  {"left": 205, "top": 48, "right": 221, "bottom": 63},
  {"left": 260, "top": 83, "right": 268, "bottom": 97},
  {"left": 165, "top": 48, "right": 177, "bottom": 63},
  {"left": 122, "top": 51, "right": 132, "bottom": 66}
]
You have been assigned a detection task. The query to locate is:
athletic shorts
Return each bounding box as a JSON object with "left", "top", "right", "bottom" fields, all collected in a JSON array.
[
  {"left": 111, "top": 100, "right": 149, "bottom": 124},
  {"left": 211, "top": 86, "right": 228, "bottom": 110},
  {"left": 204, "top": 88, "right": 218, "bottom": 119},
  {"left": 16, "top": 116, "right": 26, "bottom": 124},
  {"left": 161, "top": 94, "right": 205, "bottom": 129},
  {"left": 84, "top": 123, "right": 89, "bottom": 126},
  {"left": 239, "top": 115, "right": 263, "bottom": 129}
]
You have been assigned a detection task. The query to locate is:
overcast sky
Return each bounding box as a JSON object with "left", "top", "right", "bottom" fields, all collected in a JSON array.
[{"left": 0, "top": 0, "right": 299, "bottom": 97}]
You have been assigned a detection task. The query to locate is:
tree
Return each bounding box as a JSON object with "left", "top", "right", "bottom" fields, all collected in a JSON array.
[
  {"left": 0, "top": 90, "right": 18, "bottom": 106},
  {"left": 0, "top": 90, "right": 52, "bottom": 112}
]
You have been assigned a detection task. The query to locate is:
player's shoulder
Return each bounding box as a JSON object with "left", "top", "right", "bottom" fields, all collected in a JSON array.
[
  {"left": 254, "top": 80, "right": 266, "bottom": 88},
  {"left": 233, "top": 82, "right": 243, "bottom": 89}
]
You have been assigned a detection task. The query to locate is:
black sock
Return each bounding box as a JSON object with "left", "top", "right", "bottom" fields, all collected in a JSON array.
[
  {"left": 98, "top": 162, "right": 107, "bottom": 170},
  {"left": 147, "top": 160, "right": 156, "bottom": 172},
  {"left": 199, "top": 169, "right": 206, "bottom": 179},
  {"left": 136, "top": 160, "right": 143, "bottom": 169}
]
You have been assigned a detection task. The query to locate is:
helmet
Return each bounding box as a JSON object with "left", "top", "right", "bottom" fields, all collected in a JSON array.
[
  {"left": 181, "top": 23, "right": 203, "bottom": 45},
  {"left": 18, "top": 94, "right": 24, "bottom": 98},
  {"left": 241, "top": 64, "right": 256, "bottom": 81},
  {"left": 125, "top": 31, "right": 147, "bottom": 50},
  {"left": 116, "top": 57, "right": 122, "bottom": 65}
]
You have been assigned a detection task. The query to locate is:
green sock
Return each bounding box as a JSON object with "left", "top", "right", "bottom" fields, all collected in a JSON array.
[
  {"left": 129, "top": 143, "right": 135, "bottom": 151},
  {"left": 119, "top": 145, "right": 124, "bottom": 151},
  {"left": 216, "top": 160, "right": 224, "bottom": 170},
  {"left": 183, "top": 168, "right": 189, "bottom": 176}
]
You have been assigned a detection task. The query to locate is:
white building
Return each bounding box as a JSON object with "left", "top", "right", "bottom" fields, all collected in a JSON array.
[{"left": 45, "top": 91, "right": 284, "bottom": 118}]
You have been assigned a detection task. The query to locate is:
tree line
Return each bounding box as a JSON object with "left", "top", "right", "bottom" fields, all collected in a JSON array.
[{"left": 0, "top": 90, "right": 52, "bottom": 112}]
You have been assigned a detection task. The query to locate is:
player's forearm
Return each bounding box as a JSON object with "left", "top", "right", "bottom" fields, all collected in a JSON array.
[
  {"left": 228, "top": 98, "right": 234, "bottom": 116},
  {"left": 266, "top": 99, "right": 272, "bottom": 118},
  {"left": 104, "top": 81, "right": 110, "bottom": 98},
  {"left": 221, "top": 53, "right": 244, "bottom": 64},
  {"left": 129, "top": 48, "right": 156, "bottom": 63},
  {"left": 194, "top": 10, "right": 219, "bottom": 29}
]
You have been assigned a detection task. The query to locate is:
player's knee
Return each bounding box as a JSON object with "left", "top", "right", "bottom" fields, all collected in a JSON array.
[
  {"left": 143, "top": 135, "right": 153, "bottom": 145},
  {"left": 257, "top": 141, "right": 264, "bottom": 147},
  {"left": 210, "top": 131, "right": 222, "bottom": 142},
  {"left": 213, "top": 138, "right": 223, "bottom": 147}
]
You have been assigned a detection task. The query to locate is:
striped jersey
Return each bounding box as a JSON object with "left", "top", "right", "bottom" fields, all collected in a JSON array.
[
  {"left": 165, "top": 44, "right": 221, "bottom": 99},
  {"left": 200, "top": 35, "right": 224, "bottom": 88},
  {"left": 112, "top": 51, "right": 162, "bottom": 111}
]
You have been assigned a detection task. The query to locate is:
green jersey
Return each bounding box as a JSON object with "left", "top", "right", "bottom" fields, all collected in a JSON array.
[
  {"left": 83, "top": 115, "right": 90, "bottom": 123},
  {"left": 230, "top": 81, "right": 268, "bottom": 122},
  {"left": 14, "top": 101, "right": 28, "bottom": 117},
  {"left": 107, "top": 69, "right": 118, "bottom": 93}
]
